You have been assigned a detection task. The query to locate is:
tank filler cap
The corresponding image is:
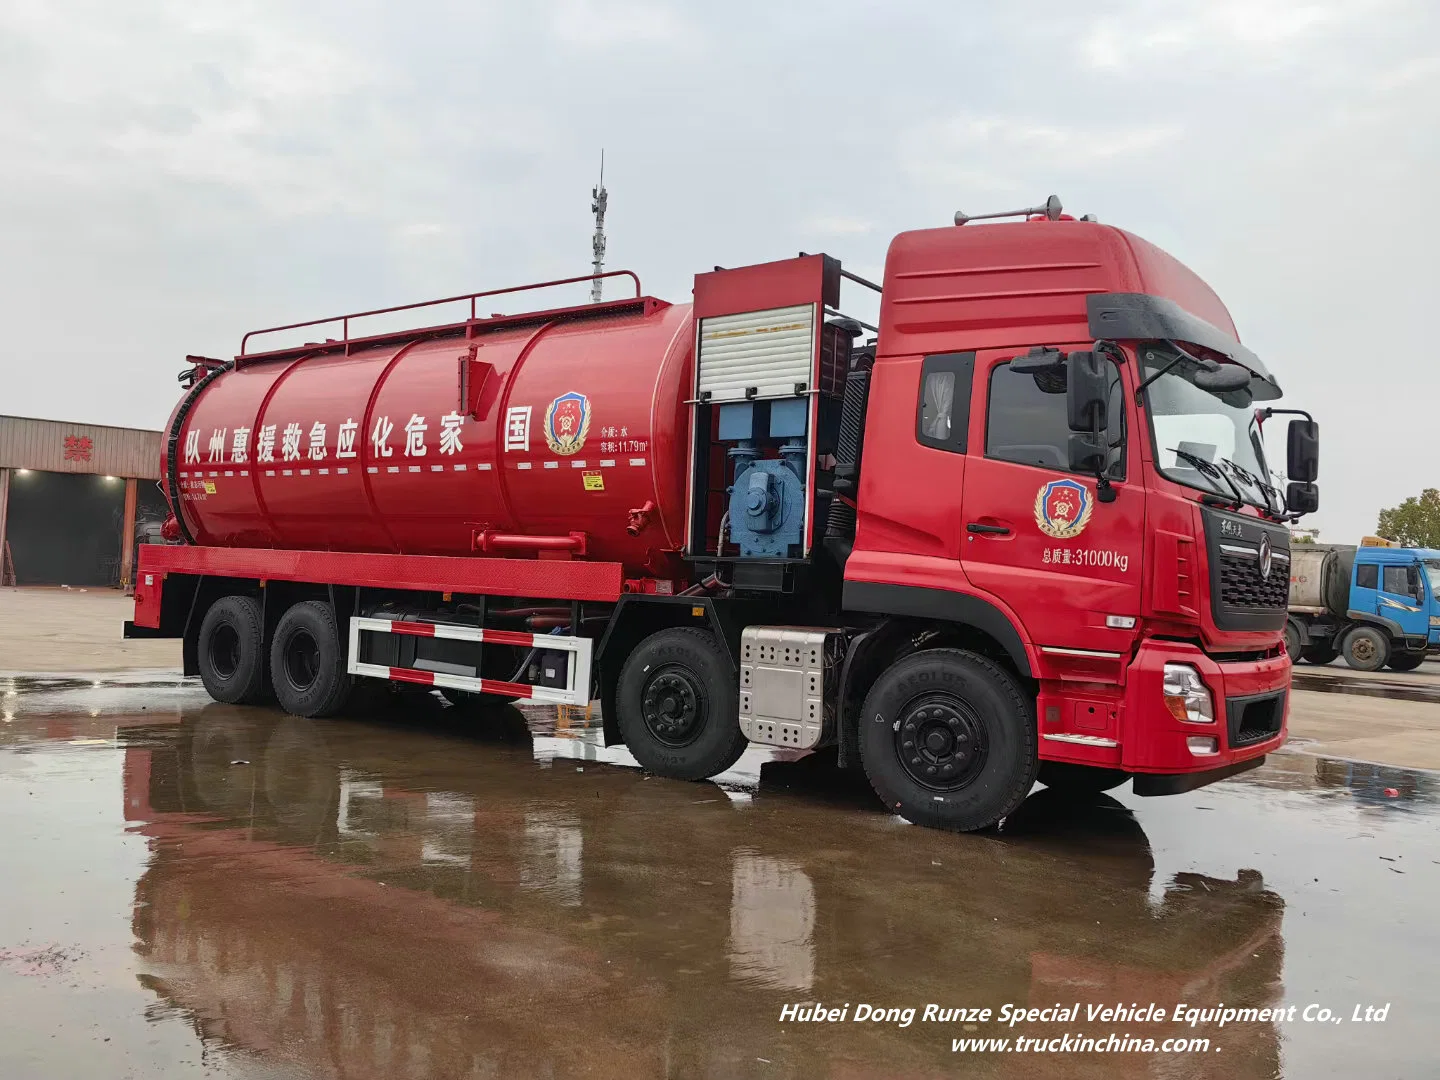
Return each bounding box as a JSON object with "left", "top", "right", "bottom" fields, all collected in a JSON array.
[{"left": 954, "top": 195, "right": 1062, "bottom": 226}]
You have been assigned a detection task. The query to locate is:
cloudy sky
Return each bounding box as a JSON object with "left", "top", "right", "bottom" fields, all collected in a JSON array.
[{"left": 1, "top": 0, "right": 1435, "bottom": 541}]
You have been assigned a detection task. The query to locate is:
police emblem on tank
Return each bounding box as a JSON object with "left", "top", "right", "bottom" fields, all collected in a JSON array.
[
  {"left": 544, "top": 391, "right": 591, "bottom": 456},
  {"left": 1034, "top": 478, "right": 1093, "bottom": 540}
]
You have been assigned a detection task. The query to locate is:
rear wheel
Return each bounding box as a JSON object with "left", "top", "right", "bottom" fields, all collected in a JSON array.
[
  {"left": 196, "top": 595, "right": 269, "bottom": 704},
  {"left": 269, "top": 601, "right": 351, "bottom": 718},
  {"left": 616, "top": 628, "right": 747, "bottom": 781},
  {"left": 1341, "top": 625, "right": 1389, "bottom": 672},
  {"left": 1038, "top": 761, "right": 1131, "bottom": 796},
  {"left": 859, "top": 649, "right": 1037, "bottom": 831},
  {"left": 1387, "top": 652, "right": 1426, "bottom": 672},
  {"left": 1283, "top": 620, "right": 1303, "bottom": 663},
  {"left": 1301, "top": 643, "right": 1339, "bottom": 665}
]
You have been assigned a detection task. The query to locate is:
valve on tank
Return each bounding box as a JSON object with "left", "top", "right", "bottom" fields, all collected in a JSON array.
[{"left": 720, "top": 399, "right": 808, "bottom": 559}]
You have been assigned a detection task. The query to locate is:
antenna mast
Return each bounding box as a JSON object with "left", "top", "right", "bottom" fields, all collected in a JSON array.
[{"left": 590, "top": 151, "right": 608, "bottom": 303}]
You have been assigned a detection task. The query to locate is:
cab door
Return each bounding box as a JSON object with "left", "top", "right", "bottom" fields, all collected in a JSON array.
[
  {"left": 1377, "top": 561, "right": 1429, "bottom": 639},
  {"left": 957, "top": 348, "right": 1145, "bottom": 654}
]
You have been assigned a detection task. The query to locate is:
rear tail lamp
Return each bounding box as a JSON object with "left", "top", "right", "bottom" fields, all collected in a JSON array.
[{"left": 1162, "top": 663, "right": 1214, "bottom": 724}]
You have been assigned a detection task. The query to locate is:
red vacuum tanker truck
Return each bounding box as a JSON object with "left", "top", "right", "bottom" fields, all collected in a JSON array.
[{"left": 127, "top": 195, "right": 1321, "bottom": 830}]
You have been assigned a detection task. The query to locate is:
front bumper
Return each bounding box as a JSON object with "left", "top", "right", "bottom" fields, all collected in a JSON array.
[{"left": 1120, "top": 640, "right": 1288, "bottom": 776}]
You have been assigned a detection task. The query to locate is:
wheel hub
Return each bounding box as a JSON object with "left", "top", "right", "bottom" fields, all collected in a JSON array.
[
  {"left": 896, "top": 693, "right": 987, "bottom": 791},
  {"left": 641, "top": 668, "right": 704, "bottom": 747},
  {"left": 209, "top": 625, "right": 241, "bottom": 680},
  {"left": 283, "top": 629, "right": 320, "bottom": 692}
]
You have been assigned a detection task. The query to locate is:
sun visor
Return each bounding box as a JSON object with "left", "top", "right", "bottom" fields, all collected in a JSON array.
[{"left": 1087, "top": 293, "right": 1280, "bottom": 400}]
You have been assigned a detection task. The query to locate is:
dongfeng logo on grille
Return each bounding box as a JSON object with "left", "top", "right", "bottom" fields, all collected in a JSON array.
[{"left": 1258, "top": 533, "right": 1273, "bottom": 580}]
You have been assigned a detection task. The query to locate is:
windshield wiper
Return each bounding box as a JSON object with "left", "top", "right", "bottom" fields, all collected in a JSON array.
[
  {"left": 1216, "top": 456, "right": 1282, "bottom": 518},
  {"left": 1168, "top": 447, "right": 1245, "bottom": 509}
]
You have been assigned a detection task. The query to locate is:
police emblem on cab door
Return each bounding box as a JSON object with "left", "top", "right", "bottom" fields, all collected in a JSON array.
[
  {"left": 544, "top": 391, "right": 591, "bottom": 455},
  {"left": 1034, "top": 478, "right": 1093, "bottom": 540}
]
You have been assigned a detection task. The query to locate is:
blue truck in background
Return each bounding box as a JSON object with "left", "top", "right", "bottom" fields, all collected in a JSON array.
[{"left": 1286, "top": 543, "right": 1440, "bottom": 671}]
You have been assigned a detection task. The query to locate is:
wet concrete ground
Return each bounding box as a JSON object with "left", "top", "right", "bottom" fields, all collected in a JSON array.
[{"left": 2, "top": 675, "right": 1438, "bottom": 1079}]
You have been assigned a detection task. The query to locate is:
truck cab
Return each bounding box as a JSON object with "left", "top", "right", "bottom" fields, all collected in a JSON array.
[{"left": 830, "top": 205, "right": 1318, "bottom": 816}]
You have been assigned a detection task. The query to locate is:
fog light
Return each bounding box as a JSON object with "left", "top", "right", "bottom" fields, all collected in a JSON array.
[
  {"left": 1162, "top": 663, "right": 1214, "bottom": 724},
  {"left": 1187, "top": 736, "right": 1219, "bottom": 756}
]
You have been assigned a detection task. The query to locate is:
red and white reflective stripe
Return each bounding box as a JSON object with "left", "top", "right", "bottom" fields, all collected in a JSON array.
[
  {"left": 381, "top": 619, "right": 536, "bottom": 648},
  {"left": 347, "top": 616, "right": 591, "bottom": 706}
]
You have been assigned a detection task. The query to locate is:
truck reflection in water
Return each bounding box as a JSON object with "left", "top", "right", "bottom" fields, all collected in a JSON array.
[{"left": 121, "top": 704, "right": 1286, "bottom": 1079}]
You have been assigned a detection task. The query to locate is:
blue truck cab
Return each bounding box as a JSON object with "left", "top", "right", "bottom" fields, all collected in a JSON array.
[{"left": 1286, "top": 544, "right": 1440, "bottom": 672}]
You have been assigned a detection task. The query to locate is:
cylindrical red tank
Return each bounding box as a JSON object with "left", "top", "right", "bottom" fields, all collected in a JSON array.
[{"left": 166, "top": 300, "right": 693, "bottom": 576}]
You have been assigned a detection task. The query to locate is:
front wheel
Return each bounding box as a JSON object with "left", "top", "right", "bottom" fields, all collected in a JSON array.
[
  {"left": 616, "top": 628, "right": 747, "bottom": 781},
  {"left": 859, "top": 649, "right": 1037, "bottom": 831},
  {"left": 1341, "top": 625, "right": 1390, "bottom": 672}
]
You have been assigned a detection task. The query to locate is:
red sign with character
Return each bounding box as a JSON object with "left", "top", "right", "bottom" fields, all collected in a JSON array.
[{"left": 63, "top": 435, "right": 93, "bottom": 463}]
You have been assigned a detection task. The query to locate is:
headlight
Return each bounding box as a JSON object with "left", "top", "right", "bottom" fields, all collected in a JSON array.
[
  {"left": 1162, "top": 663, "right": 1214, "bottom": 724},
  {"left": 1430, "top": 616, "right": 1440, "bottom": 628}
]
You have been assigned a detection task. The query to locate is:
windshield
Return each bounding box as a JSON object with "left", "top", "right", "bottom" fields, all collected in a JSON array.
[
  {"left": 1140, "top": 342, "right": 1278, "bottom": 513},
  {"left": 1426, "top": 561, "right": 1440, "bottom": 595}
]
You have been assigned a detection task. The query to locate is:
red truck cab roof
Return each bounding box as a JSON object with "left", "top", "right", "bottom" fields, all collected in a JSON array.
[{"left": 878, "top": 218, "right": 1240, "bottom": 361}]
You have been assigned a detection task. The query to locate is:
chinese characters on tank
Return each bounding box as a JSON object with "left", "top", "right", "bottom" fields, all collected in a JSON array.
[{"left": 184, "top": 406, "right": 641, "bottom": 472}]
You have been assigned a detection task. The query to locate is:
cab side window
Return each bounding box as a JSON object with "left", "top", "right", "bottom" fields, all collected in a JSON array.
[
  {"left": 915, "top": 352, "right": 974, "bottom": 453},
  {"left": 1383, "top": 565, "right": 1416, "bottom": 597},
  {"left": 984, "top": 358, "right": 1125, "bottom": 479},
  {"left": 1356, "top": 563, "right": 1379, "bottom": 590}
]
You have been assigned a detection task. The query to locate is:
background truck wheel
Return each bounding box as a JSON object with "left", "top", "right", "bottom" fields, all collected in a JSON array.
[
  {"left": 197, "top": 595, "right": 269, "bottom": 705},
  {"left": 858, "top": 648, "right": 1037, "bottom": 831},
  {"left": 1283, "top": 620, "right": 1303, "bottom": 662},
  {"left": 1340, "top": 626, "right": 1389, "bottom": 672},
  {"left": 1301, "top": 643, "right": 1338, "bottom": 665},
  {"left": 1387, "top": 652, "right": 1426, "bottom": 672},
  {"left": 616, "top": 627, "right": 747, "bottom": 781},
  {"left": 1037, "top": 761, "right": 1130, "bottom": 796},
  {"left": 269, "top": 601, "right": 352, "bottom": 718}
]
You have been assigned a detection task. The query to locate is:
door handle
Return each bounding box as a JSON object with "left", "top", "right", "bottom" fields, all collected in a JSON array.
[{"left": 967, "top": 522, "right": 1011, "bottom": 535}]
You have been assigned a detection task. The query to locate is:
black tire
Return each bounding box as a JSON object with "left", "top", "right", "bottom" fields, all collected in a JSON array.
[
  {"left": 859, "top": 649, "right": 1037, "bottom": 831},
  {"left": 1340, "top": 625, "right": 1389, "bottom": 672},
  {"left": 1283, "top": 620, "right": 1303, "bottom": 663},
  {"left": 1301, "top": 643, "right": 1338, "bottom": 665},
  {"left": 196, "top": 595, "right": 269, "bottom": 704},
  {"left": 1387, "top": 652, "right": 1426, "bottom": 672},
  {"left": 269, "top": 601, "right": 352, "bottom": 718},
  {"left": 616, "top": 627, "right": 747, "bottom": 781},
  {"left": 1038, "top": 761, "right": 1131, "bottom": 796}
]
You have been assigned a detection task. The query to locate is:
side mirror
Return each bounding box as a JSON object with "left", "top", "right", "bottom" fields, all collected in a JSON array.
[
  {"left": 1286, "top": 481, "right": 1319, "bottom": 516},
  {"left": 1068, "top": 432, "right": 1107, "bottom": 474},
  {"left": 1287, "top": 419, "right": 1319, "bottom": 483},
  {"left": 1067, "top": 350, "right": 1108, "bottom": 433}
]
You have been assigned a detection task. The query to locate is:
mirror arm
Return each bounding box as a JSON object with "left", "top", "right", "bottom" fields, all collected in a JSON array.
[
  {"left": 1132, "top": 339, "right": 1204, "bottom": 403},
  {"left": 1256, "top": 406, "right": 1315, "bottom": 428}
]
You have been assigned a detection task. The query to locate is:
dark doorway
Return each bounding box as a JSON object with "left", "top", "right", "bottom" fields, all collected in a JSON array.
[{"left": 7, "top": 471, "right": 125, "bottom": 586}]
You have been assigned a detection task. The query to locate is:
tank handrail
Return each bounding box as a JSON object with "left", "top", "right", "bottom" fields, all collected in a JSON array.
[{"left": 240, "top": 270, "right": 643, "bottom": 356}]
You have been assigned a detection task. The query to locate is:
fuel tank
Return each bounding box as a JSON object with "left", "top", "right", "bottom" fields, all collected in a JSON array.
[{"left": 167, "top": 298, "right": 693, "bottom": 576}]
